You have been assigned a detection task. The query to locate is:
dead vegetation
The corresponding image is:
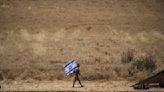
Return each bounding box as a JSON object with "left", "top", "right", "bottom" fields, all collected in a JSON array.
[
  {"left": 121, "top": 49, "right": 134, "bottom": 64},
  {"left": 121, "top": 49, "right": 157, "bottom": 79},
  {"left": 0, "top": 0, "right": 164, "bottom": 81}
]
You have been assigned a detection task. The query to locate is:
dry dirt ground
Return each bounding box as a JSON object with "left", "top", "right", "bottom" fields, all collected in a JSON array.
[{"left": 0, "top": 80, "right": 164, "bottom": 91}]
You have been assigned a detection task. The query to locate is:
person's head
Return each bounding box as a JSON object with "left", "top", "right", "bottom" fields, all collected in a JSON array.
[{"left": 77, "top": 63, "right": 80, "bottom": 67}]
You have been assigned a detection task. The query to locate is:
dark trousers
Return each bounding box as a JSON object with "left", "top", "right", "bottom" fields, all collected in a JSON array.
[{"left": 73, "top": 75, "right": 82, "bottom": 86}]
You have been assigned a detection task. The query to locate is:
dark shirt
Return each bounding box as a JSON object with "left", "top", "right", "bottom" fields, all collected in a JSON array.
[{"left": 74, "top": 68, "right": 80, "bottom": 76}]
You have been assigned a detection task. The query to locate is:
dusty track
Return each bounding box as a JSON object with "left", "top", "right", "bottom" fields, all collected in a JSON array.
[{"left": 1, "top": 80, "right": 164, "bottom": 91}]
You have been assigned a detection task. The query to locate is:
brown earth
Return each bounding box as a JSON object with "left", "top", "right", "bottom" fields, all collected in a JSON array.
[
  {"left": 1, "top": 81, "right": 163, "bottom": 92},
  {"left": 1, "top": 80, "right": 164, "bottom": 91},
  {"left": 0, "top": 0, "right": 164, "bottom": 90}
]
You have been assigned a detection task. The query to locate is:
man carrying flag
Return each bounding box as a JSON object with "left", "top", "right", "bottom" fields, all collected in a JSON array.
[
  {"left": 72, "top": 63, "right": 83, "bottom": 87},
  {"left": 64, "top": 59, "right": 83, "bottom": 87}
]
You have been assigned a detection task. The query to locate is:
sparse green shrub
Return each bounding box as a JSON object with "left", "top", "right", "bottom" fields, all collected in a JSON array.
[
  {"left": 134, "top": 55, "right": 156, "bottom": 72},
  {"left": 128, "top": 55, "right": 156, "bottom": 76}
]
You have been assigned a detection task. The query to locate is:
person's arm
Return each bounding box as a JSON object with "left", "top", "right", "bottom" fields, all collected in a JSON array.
[{"left": 66, "top": 72, "right": 74, "bottom": 79}]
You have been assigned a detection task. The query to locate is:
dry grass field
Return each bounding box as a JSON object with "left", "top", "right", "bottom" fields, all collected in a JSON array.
[{"left": 0, "top": 0, "right": 164, "bottom": 91}]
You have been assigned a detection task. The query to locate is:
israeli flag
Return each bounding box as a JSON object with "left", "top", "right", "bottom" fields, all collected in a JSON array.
[{"left": 64, "top": 59, "right": 78, "bottom": 75}]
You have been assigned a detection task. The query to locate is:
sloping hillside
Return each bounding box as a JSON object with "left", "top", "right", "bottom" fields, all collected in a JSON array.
[{"left": 0, "top": 0, "right": 164, "bottom": 81}]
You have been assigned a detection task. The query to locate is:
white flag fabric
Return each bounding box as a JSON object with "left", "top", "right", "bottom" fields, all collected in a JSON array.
[{"left": 64, "top": 59, "right": 78, "bottom": 75}]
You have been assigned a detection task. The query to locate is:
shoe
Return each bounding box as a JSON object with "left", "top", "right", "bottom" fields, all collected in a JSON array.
[
  {"left": 81, "top": 85, "right": 84, "bottom": 87},
  {"left": 72, "top": 86, "right": 74, "bottom": 88}
]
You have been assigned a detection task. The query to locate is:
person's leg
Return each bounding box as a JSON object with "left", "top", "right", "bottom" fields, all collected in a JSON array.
[
  {"left": 77, "top": 76, "right": 83, "bottom": 87},
  {"left": 73, "top": 76, "right": 76, "bottom": 87}
]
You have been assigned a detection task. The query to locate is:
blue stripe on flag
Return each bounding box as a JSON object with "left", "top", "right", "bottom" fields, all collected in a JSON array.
[
  {"left": 64, "top": 59, "right": 78, "bottom": 75},
  {"left": 64, "top": 59, "right": 74, "bottom": 68},
  {"left": 67, "top": 66, "right": 78, "bottom": 75}
]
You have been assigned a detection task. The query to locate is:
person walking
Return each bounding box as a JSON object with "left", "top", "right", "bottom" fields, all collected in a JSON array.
[{"left": 72, "top": 63, "right": 83, "bottom": 87}]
